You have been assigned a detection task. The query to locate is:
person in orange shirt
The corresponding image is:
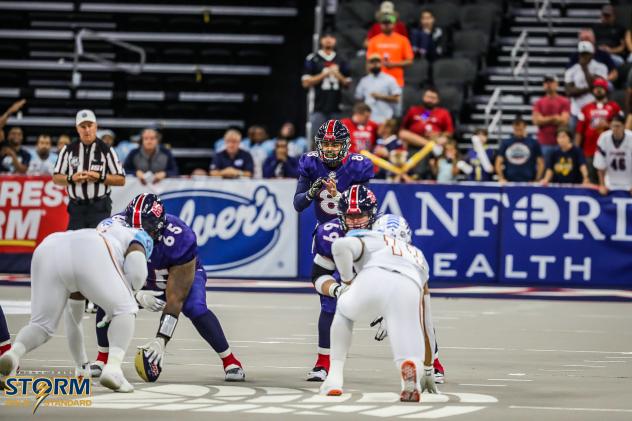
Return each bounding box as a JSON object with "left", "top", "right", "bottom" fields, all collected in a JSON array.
[{"left": 367, "top": 14, "right": 414, "bottom": 88}]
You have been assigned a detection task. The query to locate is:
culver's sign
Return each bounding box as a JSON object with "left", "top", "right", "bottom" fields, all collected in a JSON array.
[{"left": 111, "top": 179, "right": 298, "bottom": 278}]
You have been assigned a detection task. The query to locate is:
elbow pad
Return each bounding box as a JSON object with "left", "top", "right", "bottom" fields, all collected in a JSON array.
[{"left": 124, "top": 250, "right": 148, "bottom": 291}]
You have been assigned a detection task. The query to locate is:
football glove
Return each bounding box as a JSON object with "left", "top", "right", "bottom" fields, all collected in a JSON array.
[
  {"left": 422, "top": 365, "right": 438, "bottom": 393},
  {"left": 307, "top": 178, "right": 326, "bottom": 200},
  {"left": 138, "top": 337, "right": 166, "bottom": 368},
  {"left": 135, "top": 290, "right": 166, "bottom": 312},
  {"left": 370, "top": 316, "right": 388, "bottom": 341}
]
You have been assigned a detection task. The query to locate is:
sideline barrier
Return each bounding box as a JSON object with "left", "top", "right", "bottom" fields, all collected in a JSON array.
[{"left": 1, "top": 176, "right": 631, "bottom": 287}]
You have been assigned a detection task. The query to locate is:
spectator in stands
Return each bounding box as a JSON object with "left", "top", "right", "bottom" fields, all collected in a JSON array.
[
  {"left": 575, "top": 77, "right": 621, "bottom": 183},
  {"left": 97, "top": 129, "right": 115, "bottom": 147},
  {"left": 541, "top": 128, "right": 590, "bottom": 186},
  {"left": 495, "top": 115, "right": 544, "bottom": 183},
  {"left": 124, "top": 128, "right": 178, "bottom": 184},
  {"left": 431, "top": 139, "right": 460, "bottom": 183},
  {"left": 263, "top": 138, "right": 299, "bottom": 179},
  {"left": 565, "top": 41, "right": 608, "bottom": 130},
  {"left": 593, "top": 5, "right": 625, "bottom": 67},
  {"left": 399, "top": 87, "right": 454, "bottom": 179},
  {"left": 274, "top": 122, "right": 308, "bottom": 158},
  {"left": 366, "top": 1, "right": 408, "bottom": 42},
  {"left": 114, "top": 133, "right": 138, "bottom": 164},
  {"left": 209, "top": 129, "right": 253, "bottom": 179},
  {"left": 568, "top": 29, "right": 618, "bottom": 84},
  {"left": 246, "top": 124, "right": 275, "bottom": 178},
  {"left": 366, "top": 12, "right": 414, "bottom": 88},
  {"left": 56, "top": 134, "right": 71, "bottom": 153},
  {"left": 27, "top": 134, "right": 57, "bottom": 175},
  {"left": 532, "top": 75, "right": 570, "bottom": 161},
  {"left": 302, "top": 33, "right": 351, "bottom": 139},
  {"left": 341, "top": 102, "right": 379, "bottom": 154},
  {"left": 0, "top": 99, "right": 25, "bottom": 143},
  {"left": 354, "top": 54, "right": 401, "bottom": 124},
  {"left": 624, "top": 67, "right": 632, "bottom": 129},
  {"left": 594, "top": 114, "right": 632, "bottom": 195},
  {"left": 0, "top": 127, "right": 29, "bottom": 174},
  {"left": 410, "top": 9, "right": 445, "bottom": 61},
  {"left": 464, "top": 128, "right": 496, "bottom": 182}
]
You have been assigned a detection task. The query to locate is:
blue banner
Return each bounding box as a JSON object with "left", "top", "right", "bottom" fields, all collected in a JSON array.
[{"left": 298, "top": 182, "right": 632, "bottom": 287}]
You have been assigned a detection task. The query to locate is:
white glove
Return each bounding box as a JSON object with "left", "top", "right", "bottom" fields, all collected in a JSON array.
[
  {"left": 138, "top": 337, "right": 166, "bottom": 368},
  {"left": 96, "top": 313, "right": 111, "bottom": 328},
  {"left": 333, "top": 282, "right": 349, "bottom": 298},
  {"left": 370, "top": 316, "right": 388, "bottom": 341},
  {"left": 422, "top": 365, "right": 438, "bottom": 393},
  {"left": 135, "top": 290, "right": 166, "bottom": 312}
]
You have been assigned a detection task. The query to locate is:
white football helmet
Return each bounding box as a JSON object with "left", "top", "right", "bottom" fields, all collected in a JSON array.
[{"left": 373, "top": 214, "right": 412, "bottom": 244}]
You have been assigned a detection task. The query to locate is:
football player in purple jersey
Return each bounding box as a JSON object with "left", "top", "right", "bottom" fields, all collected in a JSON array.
[
  {"left": 294, "top": 120, "right": 375, "bottom": 381},
  {"left": 91, "top": 193, "right": 245, "bottom": 382}
]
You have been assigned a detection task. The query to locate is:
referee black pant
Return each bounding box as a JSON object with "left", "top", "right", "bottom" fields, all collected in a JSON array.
[{"left": 66, "top": 196, "right": 112, "bottom": 230}]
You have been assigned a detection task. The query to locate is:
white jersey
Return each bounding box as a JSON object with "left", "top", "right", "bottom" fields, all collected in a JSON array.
[
  {"left": 96, "top": 216, "right": 153, "bottom": 269},
  {"left": 347, "top": 230, "right": 429, "bottom": 289},
  {"left": 593, "top": 129, "right": 632, "bottom": 191}
]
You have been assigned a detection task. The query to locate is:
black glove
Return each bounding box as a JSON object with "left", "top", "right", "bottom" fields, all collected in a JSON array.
[
  {"left": 370, "top": 316, "right": 388, "bottom": 341},
  {"left": 307, "top": 178, "right": 326, "bottom": 200}
]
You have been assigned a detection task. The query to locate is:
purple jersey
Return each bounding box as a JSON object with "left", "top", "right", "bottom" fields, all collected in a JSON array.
[
  {"left": 313, "top": 219, "right": 346, "bottom": 260},
  {"left": 298, "top": 151, "right": 374, "bottom": 224}
]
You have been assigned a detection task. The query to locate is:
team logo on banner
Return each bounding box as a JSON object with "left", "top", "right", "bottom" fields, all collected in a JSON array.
[{"left": 160, "top": 186, "right": 284, "bottom": 271}]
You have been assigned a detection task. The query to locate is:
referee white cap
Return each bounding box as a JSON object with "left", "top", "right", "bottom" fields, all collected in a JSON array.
[{"left": 76, "top": 109, "right": 97, "bottom": 126}]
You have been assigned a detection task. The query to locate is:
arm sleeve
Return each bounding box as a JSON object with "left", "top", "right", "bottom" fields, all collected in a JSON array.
[
  {"left": 293, "top": 174, "right": 313, "bottom": 212},
  {"left": 123, "top": 250, "right": 148, "bottom": 291},
  {"left": 105, "top": 146, "right": 124, "bottom": 175},
  {"left": 331, "top": 237, "right": 363, "bottom": 283}
]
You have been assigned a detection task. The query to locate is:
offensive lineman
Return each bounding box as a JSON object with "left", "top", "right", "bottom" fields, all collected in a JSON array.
[
  {"left": 91, "top": 193, "right": 245, "bottom": 381},
  {"left": 294, "top": 120, "right": 374, "bottom": 381},
  {"left": 320, "top": 214, "right": 437, "bottom": 401},
  {"left": 0, "top": 216, "right": 153, "bottom": 392}
]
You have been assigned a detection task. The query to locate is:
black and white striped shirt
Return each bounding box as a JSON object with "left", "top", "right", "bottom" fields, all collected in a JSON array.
[{"left": 54, "top": 138, "right": 125, "bottom": 201}]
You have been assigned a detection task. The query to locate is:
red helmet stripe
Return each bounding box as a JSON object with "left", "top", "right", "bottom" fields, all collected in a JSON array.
[
  {"left": 348, "top": 185, "right": 360, "bottom": 214},
  {"left": 133, "top": 194, "right": 147, "bottom": 228}
]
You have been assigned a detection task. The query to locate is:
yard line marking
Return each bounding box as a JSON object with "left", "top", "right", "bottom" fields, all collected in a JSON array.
[
  {"left": 508, "top": 373, "right": 526, "bottom": 376},
  {"left": 538, "top": 369, "right": 578, "bottom": 372},
  {"left": 563, "top": 365, "right": 605, "bottom": 368},
  {"left": 509, "top": 406, "right": 632, "bottom": 413},
  {"left": 458, "top": 384, "right": 506, "bottom": 387},
  {"left": 584, "top": 360, "right": 626, "bottom": 363},
  {"left": 487, "top": 379, "right": 533, "bottom": 382}
]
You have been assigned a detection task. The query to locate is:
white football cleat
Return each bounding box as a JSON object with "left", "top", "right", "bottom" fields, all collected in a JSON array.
[
  {"left": 307, "top": 366, "right": 328, "bottom": 382},
  {"left": 224, "top": 364, "right": 245, "bottom": 382},
  {"left": 0, "top": 350, "right": 18, "bottom": 376},
  {"left": 400, "top": 360, "right": 420, "bottom": 402},
  {"left": 100, "top": 365, "right": 134, "bottom": 393}
]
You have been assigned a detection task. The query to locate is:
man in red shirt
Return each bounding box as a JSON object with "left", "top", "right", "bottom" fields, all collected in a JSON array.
[
  {"left": 575, "top": 77, "right": 621, "bottom": 182},
  {"left": 532, "top": 75, "right": 570, "bottom": 161},
  {"left": 341, "top": 102, "right": 379, "bottom": 153},
  {"left": 399, "top": 87, "right": 454, "bottom": 148}
]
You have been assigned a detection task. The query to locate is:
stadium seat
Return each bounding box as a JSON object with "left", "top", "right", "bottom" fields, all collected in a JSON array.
[
  {"left": 432, "top": 58, "right": 476, "bottom": 87},
  {"left": 396, "top": 2, "right": 420, "bottom": 26},
  {"left": 337, "top": 27, "right": 367, "bottom": 52},
  {"left": 341, "top": 0, "right": 376, "bottom": 28},
  {"left": 166, "top": 16, "right": 204, "bottom": 32},
  {"left": 236, "top": 49, "right": 268, "bottom": 65},
  {"left": 162, "top": 48, "right": 196, "bottom": 64},
  {"left": 452, "top": 30, "right": 489, "bottom": 63},
  {"left": 615, "top": 5, "right": 632, "bottom": 30},
  {"left": 437, "top": 85, "right": 464, "bottom": 115},
  {"left": 459, "top": 5, "right": 496, "bottom": 35},
  {"left": 166, "top": 103, "right": 199, "bottom": 118},
  {"left": 126, "top": 16, "right": 163, "bottom": 31},
  {"left": 611, "top": 89, "right": 626, "bottom": 111},
  {"left": 349, "top": 55, "right": 368, "bottom": 79},
  {"left": 402, "top": 85, "right": 423, "bottom": 112},
  {"left": 123, "top": 103, "right": 161, "bottom": 117},
  {"left": 404, "top": 58, "right": 429, "bottom": 88},
  {"left": 422, "top": 3, "right": 459, "bottom": 29}
]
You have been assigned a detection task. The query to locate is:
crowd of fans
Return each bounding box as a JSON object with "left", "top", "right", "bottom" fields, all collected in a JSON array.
[{"left": 1, "top": 2, "right": 631, "bottom": 196}]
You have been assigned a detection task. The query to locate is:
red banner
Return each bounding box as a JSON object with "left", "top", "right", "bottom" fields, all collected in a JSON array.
[{"left": 0, "top": 175, "right": 68, "bottom": 254}]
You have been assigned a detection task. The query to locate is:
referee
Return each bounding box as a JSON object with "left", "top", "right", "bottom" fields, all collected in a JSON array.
[{"left": 53, "top": 110, "right": 125, "bottom": 229}]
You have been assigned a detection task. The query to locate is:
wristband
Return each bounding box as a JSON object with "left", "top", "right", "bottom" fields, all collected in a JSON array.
[
  {"left": 67, "top": 174, "right": 75, "bottom": 185},
  {"left": 157, "top": 313, "right": 178, "bottom": 342},
  {"left": 99, "top": 172, "right": 106, "bottom": 183}
]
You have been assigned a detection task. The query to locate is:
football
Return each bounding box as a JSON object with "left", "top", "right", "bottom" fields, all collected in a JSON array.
[{"left": 134, "top": 348, "right": 162, "bottom": 383}]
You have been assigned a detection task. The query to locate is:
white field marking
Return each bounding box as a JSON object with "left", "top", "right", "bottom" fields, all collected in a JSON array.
[
  {"left": 458, "top": 384, "right": 506, "bottom": 387},
  {"left": 259, "top": 387, "right": 303, "bottom": 395},
  {"left": 183, "top": 398, "right": 224, "bottom": 404},
  {"left": 324, "top": 405, "right": 377, "bottom": 413},
  {"left": 508, "top": 373, "right": 526, "bottom": 376},
  {"left": 509, "top": 406, "right": 632, "bottom": 413},
  {"left": 210, "top": 386, "right": 256, "bottom": 397},
  {"left": 230, "top": 340, "right": 317, "bottom": 346},
  {"left": 419, "top": 394, "right": 449, "bottom": 403},
  {"left": 248, "top": 395, "right": 303, "bottom": 404},
  {"left": 301, "top": 394, "right": 352, "bottom": 404},
  {"left": 245, "top": 406, "right": 295, "bottom": 414},
  {"left": 487, "top": 378, "right": 533, "bottom": 382},
  {"left": 141, "top": 404, "right": 210, "bottom": 411},
  {"left": 295, "top": 411, "right": 323, "bottom": 415},
  {"left": 90, "top": 403, "right": 152, "bottom": 409},
  {"left": 286, "top": 404, "right": 322, "bottom": 409},
  {"left": 449, "top": 393, "right": 498, "bottom": 403},
  {"left": 563, "top": 365, "right": 605, "bottom": 368},
  {"left": 142, "top": 384, "right": 209, "bottom": 397},
  {"left": 356, "top": 392, "right": 400, "bottom": 403},
  {"left": 361, "top": 405, "right": 432, "bottom": 417},
  {"left": 403, "top": 406, "right": 486, "bottom": 419},
  {"left": 584, "top": 360, "right": 627, "bottom": 363},
  {"left": 217, "top": 397, "right": 246, "bottom": 401},
  {"left": 193, "top": 404, "right": 259, "bottom": 412}
]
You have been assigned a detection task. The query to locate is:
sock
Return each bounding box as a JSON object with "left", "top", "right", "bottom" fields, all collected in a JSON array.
[
  {"left": 329, "top": 312, "right": 353, "bottom": 379},
  {"left": 316, "top": 353, "right": 330, "bottom": 372},
  {"left": 107, "top": 347, "right": 125, "bottom": 369},
  {"left": 14, "top": 324, "right": 50, "bottom": 356},
  {"left": 96, "top": 351, "right": 109, "bottom": 364},
  {"left": 0, "top": 305, "right": 10, "bottom": 344},
  {"left": 0, "top": 343, "right": 10, "bottom": 356},
  {"left": 318, "top": 310, "right": 334, "bottom": 350},
  {"left": 106, "top": 314, "right": 134, "bottom": 364},
  {"left": 220, "top": 352, "right": 241, "bottom": 370},
  {"left": 95, "top": 306, "right": 110, "bottom": 350},
  {"left": 191, "top": 310, "right": 230, "bottom": 355},
  {"left": 64, "top": 299, "right": 88, "bottom": 367}
]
